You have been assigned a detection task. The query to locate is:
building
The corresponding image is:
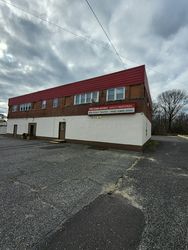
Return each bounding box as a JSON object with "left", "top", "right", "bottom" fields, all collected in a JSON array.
[
  {"left": 7, "top": 65, "right": 152, "bottom": 151},
  {"left": 0, "top": 114, "right": 7, "bottom": 134}
]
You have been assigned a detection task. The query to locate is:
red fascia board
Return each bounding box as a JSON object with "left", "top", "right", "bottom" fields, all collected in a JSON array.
[
  {"left": 9, "top": 65, "right": 145, "bottom": 106},
  {"left": 144, "top": 69, "right": 152, "bottom": 107}
]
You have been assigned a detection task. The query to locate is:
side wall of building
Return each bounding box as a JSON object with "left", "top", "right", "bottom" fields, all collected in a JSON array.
[
  {"left": 7, "top": 113, "right": 151, "bottom": 147},
  {"left": 142, "top": 114, "right": 152, "bottom": 144},
  {"left": 0, "top": 125, "right": 7, "bottom": 134}
]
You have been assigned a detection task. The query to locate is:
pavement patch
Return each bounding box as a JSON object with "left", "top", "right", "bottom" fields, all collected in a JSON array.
[
  {"left": 37, "top": 194, "right": 145, "bottom": 250},
  {"left": 0, "top": 136, "right": 139, "bottom": 249}
]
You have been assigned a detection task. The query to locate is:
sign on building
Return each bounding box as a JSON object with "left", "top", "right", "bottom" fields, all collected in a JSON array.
[{"left": 88, "top": 103, "right": 135, "bottom": 115}]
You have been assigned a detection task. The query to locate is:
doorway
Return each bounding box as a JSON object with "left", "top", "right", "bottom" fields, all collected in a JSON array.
[
  {"left": 13, "top": 124, "right": 17, "bottom": 136},
  {"left": 59, "top": 122, "right": 66, "bottom": 140},
  {"left": 28, "top": 123, "right": 37, "bottom": 138}
]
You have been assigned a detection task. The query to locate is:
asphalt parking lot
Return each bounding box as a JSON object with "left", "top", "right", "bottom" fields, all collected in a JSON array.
[
  {"left": 0, "top": 135, "right": 188, "bottom": 250},
  {"left": 0, "top": 135, "right": 140, "bottom": 249}
]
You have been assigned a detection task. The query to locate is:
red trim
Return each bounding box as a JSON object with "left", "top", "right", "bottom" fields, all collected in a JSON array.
[
  {"left": 89, "top": 103, "right": 135, "bottom": 111},
  {"left": 9, "top": 65, "right": 146, "bottom": 105}
]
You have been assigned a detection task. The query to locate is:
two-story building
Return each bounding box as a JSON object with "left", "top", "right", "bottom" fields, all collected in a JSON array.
[{"left": 7, "top": 65, "right": 152, "bottom": 151}]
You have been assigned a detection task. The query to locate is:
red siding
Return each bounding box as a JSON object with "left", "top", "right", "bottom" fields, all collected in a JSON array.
[{"left": 9, "top": 65, "right": 146, "bottom": 105}]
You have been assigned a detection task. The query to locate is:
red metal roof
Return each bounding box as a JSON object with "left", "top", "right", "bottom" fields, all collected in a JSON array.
[{"left": 9, "top": 65, "right": 149, "bottom": 105}]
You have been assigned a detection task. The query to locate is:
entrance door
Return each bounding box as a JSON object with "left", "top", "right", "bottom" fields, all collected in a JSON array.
[
  {"left": 28, "top": 123, "right": 37, "bottom": 138},
  {"left": 59, "top": 122, "right": 66, "bottom": 140},
  {"left": 13, "top": 124, "right": 17, "bottom": 136}
]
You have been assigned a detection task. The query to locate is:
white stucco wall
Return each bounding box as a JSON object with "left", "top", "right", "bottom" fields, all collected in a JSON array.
[
  {"left": 7, "top": 113, "right": 151, "bottom": 146},
  {"left": 0, "top": 126, "right": 7, "bottom": 134},
  {"left": 142, "top": 115, "right": 152, "bottom": 144}
]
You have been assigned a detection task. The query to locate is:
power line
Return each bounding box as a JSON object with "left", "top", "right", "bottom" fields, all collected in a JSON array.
[
  {"left": 0, "top": 0, "right": 125, "bottom": 67},
  {"left": 0, "top": 0, "right": 187, "bottom": 87},
  {"left": 84, "top": 0, "right": 125, "bottom": 68},
  {"left": 0, "top": 0, "right": 114, "bottom": 52},
  {"left": 117, "top": 54, "right": 188, "bottom": 86},
  {"left": 0, "top": 0, "right": 83, "bottom": 38},
  {"left": 83, "top": 0, "right": 188, "bottom": 85}
]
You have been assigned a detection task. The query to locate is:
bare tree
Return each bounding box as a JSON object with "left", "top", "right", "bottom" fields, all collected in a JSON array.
[
  {"left": 157, "top": 89, "right": 188, "bottom": 132},
  {"left": 152, "top": 102, "right": 167, "bottom": 134},
  {"left": 173, "top": 112, "right": 188, "bottom": 134},
  {"left": 152, "top": 102, "right": 159, "bottom": 116}
]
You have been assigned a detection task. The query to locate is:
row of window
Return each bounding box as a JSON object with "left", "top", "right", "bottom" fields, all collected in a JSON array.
[
  {"left": 12, "top": 103, "right": 32, "bottom": 112},
  {"left": 20, "top": 103, "right": 32, "bottom": 111},
  {"left": 12, "top": 87, "right": 126, "bottom": 112},
  {"left": 74, "top": 87, "right": 125, "bottom": 105},
  {"left": 74, "top": 91, "right": 99, "bottom": 105},
  {"left": 12, "top": 98, "right": 59, "bottom": 112},
  {"left": 41, "top": 98, "right": 59, "bottom": 109}
]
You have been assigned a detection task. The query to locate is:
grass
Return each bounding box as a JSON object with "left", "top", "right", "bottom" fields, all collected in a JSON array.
[{"left": 144, "top": 140, "right": 160, "bottom": 152}]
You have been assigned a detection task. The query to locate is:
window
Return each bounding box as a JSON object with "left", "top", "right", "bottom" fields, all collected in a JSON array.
[
  {"left": 27, "top": 103, "right": 32, "bottom": 110},
  {"left": 86, "top": 92, "right": 92, "bottom": 103},
  {"left": 74, "top": 91, "right": 99, "bottom": 105},
  {"left": 107, "top": 89, "right": 115, "bottom": 101},
  {"left": 53, "top": 98, "right": 59, "bottom": 108},
  {"left": 41, "top": 100, "right": 47, "bottom": 109},
  {"left": 116, "top": 87, "right": 125, "bottom": 100},
  {"left": 92, "top": 92, "right": 99, "bottom": 102},
  {"left": 12, "top": 105, "right": 18, "bottom": 112},
  {"left": 74, "top": 95, "right": 80, "bottom": 105},
  {"left": 81, "top": 93, "right": 86, "bottom": 104},
  {"left": 107, "top": 87, "right": 125, "bottom": 101},
  {"left": 19, "top": 103, "right": 32, "bottom": 111}
]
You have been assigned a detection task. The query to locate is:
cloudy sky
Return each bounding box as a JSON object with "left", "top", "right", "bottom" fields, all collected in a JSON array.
[{"left": 0, "top": 0, "right": 188, "bottom": 114}]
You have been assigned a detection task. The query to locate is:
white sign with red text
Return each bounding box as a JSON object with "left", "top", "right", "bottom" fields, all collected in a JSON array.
[{"left": 88, "top": 103, "right": 135, "bottom": 115}]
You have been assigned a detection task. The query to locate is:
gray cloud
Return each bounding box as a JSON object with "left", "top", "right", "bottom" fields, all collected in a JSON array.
[
  {"left": 0, "top": 0, "right": 188, "bottom": 114},
  {"left": 151, "top": 0, "right": 188, "bottom": 38}
]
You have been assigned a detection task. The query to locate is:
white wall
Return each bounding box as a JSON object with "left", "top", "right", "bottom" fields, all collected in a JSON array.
[
  {"left": 0, "top": 126, "right": 7, "bottom": 134},
  {"left": 7, "top": 113, "right": 151, "bottom": 146},
  {"left": 142, "top": 115, "right": 151, "bottom": 144}
]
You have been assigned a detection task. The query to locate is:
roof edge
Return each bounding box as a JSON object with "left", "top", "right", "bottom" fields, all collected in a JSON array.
[{"left": 9, "top": 65, "right": 145, "bottom": 102}]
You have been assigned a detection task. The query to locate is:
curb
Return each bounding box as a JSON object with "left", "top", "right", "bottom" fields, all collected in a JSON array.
[{"left": 178, "top": 135, "right": 188, "bottom": 140}]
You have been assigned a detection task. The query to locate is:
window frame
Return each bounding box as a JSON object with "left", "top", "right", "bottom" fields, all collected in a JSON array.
[
  {"left": 106, "top": 88, "right": 115, "bottom": 101},
  {"left": 20, "top": 104, "right": 24, "bottom": 111},
  {"left": 74, "top": 95, "right": 81, "bottom": 105},
  {"left": 106, "top": 87, "right": 125, "bottom": 101},
  {"left": 26, "top": 103, "right": 32, "bottom": 111},
  {"left": 19, "top": 103, "right": 32, "bottom": 111},
  {"left": 91, "top": 91, "right": 99, "bottom": 103},
  {"left": 74, "top": 91, "right": 99, "bottom": 105},
  {"left": 86, "top": 92, "right": 92, "bottom": 103},
  {"left": 41, "top": 100, "right": 47, "bottom": 109},
  {"left": 12, "top": 105, "right": 18, "bottom": 112},
  {"left": 52, "top": 98, "right": 59, "bottom": 108},
  {"left": 80, "top": 93, "right": 86, "bottom": 104}
]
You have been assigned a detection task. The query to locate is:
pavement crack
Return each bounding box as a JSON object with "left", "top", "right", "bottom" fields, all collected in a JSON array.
[
  {"left": 127, "top": 157, "right": 143, "bottom": 172},
  {"left": 103, "top": 157, "right": 143, "bottom": 210},
  {"left": 104, "top": 175, "right": 124, "bottom": 195},
  {"left": 104, "top": 157, "right": 141, "bottom": 195},
  {"left": 36, "top": 193, "right": 64, "bottom": 212}
]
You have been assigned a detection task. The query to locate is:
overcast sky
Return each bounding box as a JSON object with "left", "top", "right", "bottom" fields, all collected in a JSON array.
[{"left": 0, "top": 0, "right": 188, "bottom": 114}]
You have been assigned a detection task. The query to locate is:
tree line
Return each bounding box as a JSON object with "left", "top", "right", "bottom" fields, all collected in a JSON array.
[{"left": 152, "top": 89, "right": 188, "bottom": 135}]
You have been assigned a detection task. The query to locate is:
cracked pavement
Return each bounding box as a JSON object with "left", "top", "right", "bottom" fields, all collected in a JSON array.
[
  {"left": 0, "top": 136, "right": 140, "bottom": 249},
  {"left": 120, "top": 136, "right": 188, "bottom": 250},
  {"left": 0, "top": 135, "right": 187, "bottom": 250},
  {"left": 38, "top": 136, "right": 188, "bottom": 250}
]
